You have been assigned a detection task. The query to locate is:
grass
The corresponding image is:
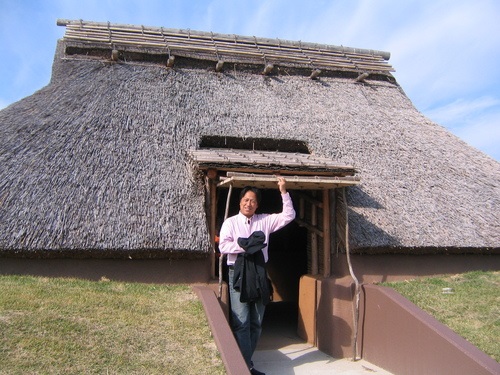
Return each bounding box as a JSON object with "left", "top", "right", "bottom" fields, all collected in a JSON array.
[
  {"left": 382, "top": 270, "right": 499, "bottom": 362},
  {"left": 0, "top": 275, "right": 225, "bottom": 374}
]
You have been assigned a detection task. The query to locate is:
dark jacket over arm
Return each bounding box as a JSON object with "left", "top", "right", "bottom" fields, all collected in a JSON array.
[{"left": 233, "top": 231, "right": 272, "bottom": 305}]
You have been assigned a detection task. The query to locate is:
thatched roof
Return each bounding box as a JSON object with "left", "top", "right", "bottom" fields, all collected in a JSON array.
[{"left": 0, "top": 20, "right": 498, "bottom": 258}]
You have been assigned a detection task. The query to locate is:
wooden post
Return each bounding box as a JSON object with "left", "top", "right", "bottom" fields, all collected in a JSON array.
[
  {"left": 323, "top": 189, "right": 331, "bottom": 278},
  {"left": 209, "top": 178, "right": 217, "bottom": 280},
  {"left": 219, "top": 183, "right": 233, "bottom": 299},
  {"left": 311, "top": 202, "right": 318, "bottom": 275}
]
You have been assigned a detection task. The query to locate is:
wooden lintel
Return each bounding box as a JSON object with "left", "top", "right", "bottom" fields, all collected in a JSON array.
[
  {"left": 218, "top": 175, "right": 358, "bottom": 190},
  {"left": 197, "top": 165, "right": 356, "bottom": 177}
]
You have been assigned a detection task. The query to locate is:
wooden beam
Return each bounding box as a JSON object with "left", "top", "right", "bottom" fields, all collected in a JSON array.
[{"left": 218, "top": 174, "right": 359, "bottom": 190}]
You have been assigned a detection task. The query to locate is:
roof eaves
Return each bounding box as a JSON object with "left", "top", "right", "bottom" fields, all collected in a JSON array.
[{"left": 188, "top": 148, "right": 358, "bottom": 177}]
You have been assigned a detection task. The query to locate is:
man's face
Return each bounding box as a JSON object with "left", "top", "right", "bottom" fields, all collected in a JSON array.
[{"left": 239, "top": 191, "right": 258, "bottom": 218}]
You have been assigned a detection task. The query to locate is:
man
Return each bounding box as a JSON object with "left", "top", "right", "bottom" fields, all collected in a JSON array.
[{"left": 219, "top": 177, "right": 296, "bottom": 375}]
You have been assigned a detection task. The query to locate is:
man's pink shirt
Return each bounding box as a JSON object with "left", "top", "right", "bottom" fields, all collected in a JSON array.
[{"left": 219, "top": 193, "right": 296, "bottom": 265}]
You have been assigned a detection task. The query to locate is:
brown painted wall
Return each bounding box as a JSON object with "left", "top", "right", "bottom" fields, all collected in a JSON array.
[
  {"left": 298, "top": 254, "right": 500, "bottom": 371},
  {"left": 361, "top": 284, "right": 500, "bottom": 375},
  {"left": 316, "top": 276, "right": 359, "bottom": 358},
  {"left": 332, "top": 253, "right": 500, "bottom": 283},
  {"left": 0, "top": 257, "right": 212, "bottom": 284},
  {"left": 297, "top": 274, "right": 319, "bottom": 344}
]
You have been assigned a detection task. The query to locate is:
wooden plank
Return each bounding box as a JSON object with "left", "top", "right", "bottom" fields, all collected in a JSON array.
[
  {"left": 193, "top": 286, "right": 251, "bottom": 375},
  {"left": 218, "top": 175, "right": 359, "bottom": 190}
]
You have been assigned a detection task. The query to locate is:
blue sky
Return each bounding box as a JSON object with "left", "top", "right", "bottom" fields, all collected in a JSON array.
[{"left": 1, "top": 0, "right": 499, "bottom": 161}]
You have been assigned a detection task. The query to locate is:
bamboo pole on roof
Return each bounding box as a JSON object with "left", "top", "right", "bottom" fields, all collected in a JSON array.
[
  {"left": 59, "top": 19, "right": 391, "bottom": 60},
  {"left": 58, "top": 21, "right": 394, "bottom": 72},
  {"left": 63, "top": 29, "right": 393, "bottom": 71}
]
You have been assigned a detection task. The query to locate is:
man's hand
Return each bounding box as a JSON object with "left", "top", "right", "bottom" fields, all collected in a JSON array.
[{"left": 277, "top": 176, "right": 287, "bottom": 194}]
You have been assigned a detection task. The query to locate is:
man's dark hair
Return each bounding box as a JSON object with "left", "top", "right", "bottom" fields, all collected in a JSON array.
[{"left": 239, "top": 186, "right": 261, "bottom": 205}]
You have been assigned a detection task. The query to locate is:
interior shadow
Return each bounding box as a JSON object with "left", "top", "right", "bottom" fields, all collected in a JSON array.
[{"left": 259, "top": 301, "right": 301, "bottom": 350}]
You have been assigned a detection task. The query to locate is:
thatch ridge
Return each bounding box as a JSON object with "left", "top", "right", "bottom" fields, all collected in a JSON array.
[
  {"left": 0, "top": 23, "right": 499, "bottom": 258},
  {"left": 57, "top": 19, "right": 394, "bottom": 76}
]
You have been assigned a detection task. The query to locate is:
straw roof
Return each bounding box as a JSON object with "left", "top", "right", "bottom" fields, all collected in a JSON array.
[{"left": 0, "top": 20, "right": 498, "bottom": 258}]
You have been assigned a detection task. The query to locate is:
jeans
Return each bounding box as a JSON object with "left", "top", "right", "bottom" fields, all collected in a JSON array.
[{"left": 228, "top": 267, "right": 266, "bottom": 368}]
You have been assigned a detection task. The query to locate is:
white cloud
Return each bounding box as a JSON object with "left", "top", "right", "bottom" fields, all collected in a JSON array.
[
  {"left": 453, "top": 112, "right": 500, "bottom": 160},
  {"left": 423, "top": 96, "right": 500, "bottom": 160},
  {"left": 425, "top": 97, "right": 500, "bottom": 126}
]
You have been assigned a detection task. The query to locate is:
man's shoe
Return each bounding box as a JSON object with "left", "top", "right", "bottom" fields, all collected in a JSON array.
[{"left": 250, "top": 368, "right": 265, "bottom": 375}]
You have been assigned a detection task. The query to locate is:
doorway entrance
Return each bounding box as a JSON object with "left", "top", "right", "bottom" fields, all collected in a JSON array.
[{"left": 189, "top": 145, "right": 360, "bottom": 344}]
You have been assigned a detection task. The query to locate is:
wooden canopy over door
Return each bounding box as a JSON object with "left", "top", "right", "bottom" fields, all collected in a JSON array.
[{"left": 188, "top": 148, "right": 360, "bottom": 280}]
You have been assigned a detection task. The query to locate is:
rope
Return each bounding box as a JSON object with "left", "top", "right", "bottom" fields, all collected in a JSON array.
[{"left": 342, "top": 188, "right": 360, "bottom": 361}]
